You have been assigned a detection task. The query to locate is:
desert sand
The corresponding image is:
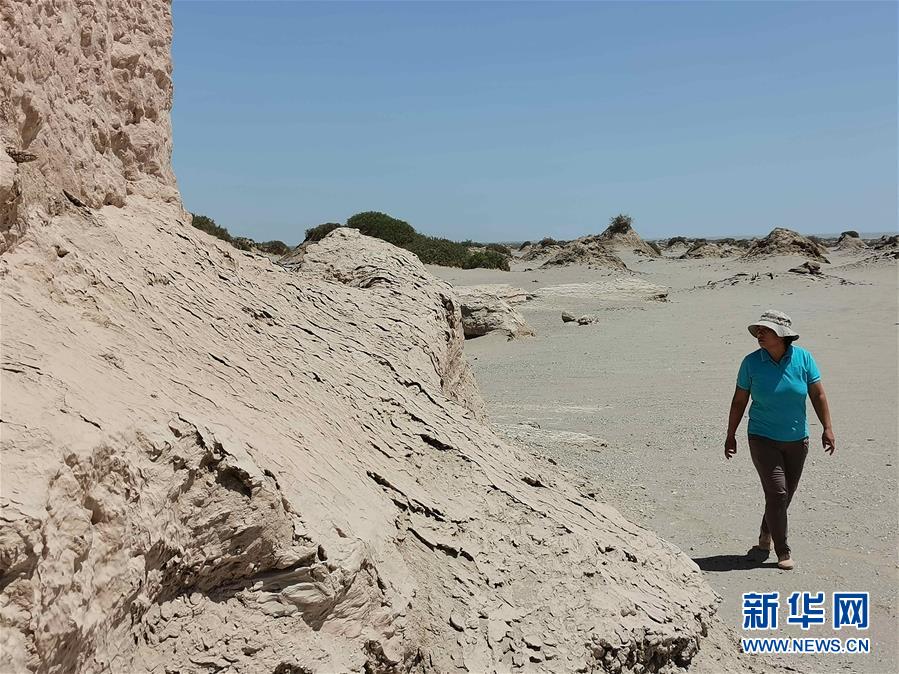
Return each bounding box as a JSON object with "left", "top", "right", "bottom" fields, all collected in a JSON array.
[{"left": 429, "top": 244, "right": 898, "bottom": 674}]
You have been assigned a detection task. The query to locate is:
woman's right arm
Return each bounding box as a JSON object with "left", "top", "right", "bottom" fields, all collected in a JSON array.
[{"left": 725, "top": 386, "right": 750, "bottom": 459}]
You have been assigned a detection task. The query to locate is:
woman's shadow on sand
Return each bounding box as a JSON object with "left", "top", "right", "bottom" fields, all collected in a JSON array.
[{"left": 692, "top": 549, "right": 779, "bottom": 572}]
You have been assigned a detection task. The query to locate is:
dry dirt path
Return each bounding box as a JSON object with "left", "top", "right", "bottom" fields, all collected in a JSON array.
[{"left": 430, "top": 251, "right": 898, "bottom": 674}]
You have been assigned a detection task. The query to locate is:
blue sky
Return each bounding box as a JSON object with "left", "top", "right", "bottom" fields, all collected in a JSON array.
[{"left": 171, "top": 1, "right": 897, "bottom": 243}]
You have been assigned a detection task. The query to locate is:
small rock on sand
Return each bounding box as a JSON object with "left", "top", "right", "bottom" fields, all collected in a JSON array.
[{"left": 788, "top": 261, "right": 823, "bottom": 275}]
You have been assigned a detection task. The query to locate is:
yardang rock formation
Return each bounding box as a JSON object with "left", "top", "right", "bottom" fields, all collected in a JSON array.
[
  {"left": 741, "top": 227, "right": 830, "bottom": 262},
  {"left": 2, "top": 2, "right": 763, "bottom": 673},
  {"left": 596, "top": 216, "right": 661, "bottom": 258}
]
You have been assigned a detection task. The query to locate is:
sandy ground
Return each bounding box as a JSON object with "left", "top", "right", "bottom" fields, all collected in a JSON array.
[{"left": 428, "top": 248, "right": 898, "bottom": 674}]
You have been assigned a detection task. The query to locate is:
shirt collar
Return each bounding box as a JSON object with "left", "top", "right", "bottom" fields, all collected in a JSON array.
[{"left": 761, "top": 344, "right": 793, "bottom": 365}]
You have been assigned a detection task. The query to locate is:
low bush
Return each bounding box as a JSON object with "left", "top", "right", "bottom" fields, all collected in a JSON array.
[
  {"left": 230, "top": 237, "right": 253, "bottom": 251},
  {"left": 191, "top": 213, "right": 232, "bottom": 242},
  {"left": 463, "top": 250, "right": 510, "bottom": 271},
  {"left": 405, "top": 235, "right": 471, "bottom": 268},
  {"left": 539, "top": 237, "right": 561, "bottom": 247},
  {"left": 304, "top": 222, "right": 343, "bottom": 242},
  {"left": 346, "top": 211, "right": 416, "bottom": 246},
  {"left": 257, "top": 240, "right": 291, "bottom": 256},
  {"left": 343, "top": 211, "right": 508, "bottom": 271},
  {"left": 606, "top": 213, "right": 633, "bottom": 235},
  {"left": 191, "top": 213, "right": 294, "bottom": 256},
  {"left": 485, "top": 243, "right": 512, "bottom": 256},
  {"left": 518, "top": 240, "right": 532, "bottom": 250}
]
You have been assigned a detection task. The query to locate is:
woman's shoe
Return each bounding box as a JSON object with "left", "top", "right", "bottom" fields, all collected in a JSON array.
[
  {"left": 777, "top": 554, "right": 795, "bottom": 570},
  {"left": 747, "top": 544, "right": 770, "bottom": 562}
]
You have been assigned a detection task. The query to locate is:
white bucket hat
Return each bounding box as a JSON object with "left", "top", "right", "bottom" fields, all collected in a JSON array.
[{"left": 748, "top": 309, "right": 799, "bottom": 339}]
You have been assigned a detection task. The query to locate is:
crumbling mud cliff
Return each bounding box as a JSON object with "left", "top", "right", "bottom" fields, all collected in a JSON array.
[
  {"left": 0, "top": 0, "right": 179, "bottom": 252},
  {"left": 2, "top": 198, "right": 735, "bottom": 673}
]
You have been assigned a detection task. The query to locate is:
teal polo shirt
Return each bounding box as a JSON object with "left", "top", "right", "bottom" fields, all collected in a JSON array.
[{"left": 736, "top": 345, "right": 821, "bottom": 441}]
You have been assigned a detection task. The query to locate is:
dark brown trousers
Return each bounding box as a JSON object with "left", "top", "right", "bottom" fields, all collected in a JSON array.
[{"left": 748, "top": 434, "right": 809, "bottom": 557}]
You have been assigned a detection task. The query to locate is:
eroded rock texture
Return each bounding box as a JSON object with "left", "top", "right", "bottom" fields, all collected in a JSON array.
[
  {"left": 541, "top": 239, "right": 628, "bottom": 270},
  {"left": 741, "top": 228, "right": 829, "bottom": 262},
  {"left": 596, "top": 221, "right": 660, "bottom": 258},
  {"left": 0, "top": 0, "right": 180, "bottom": 252},
  {"left": 4, "top": 200, "right": 725, "bottom": 673},
  {"left": 452, "top": 284, "right": 536, "bottom": 340}
]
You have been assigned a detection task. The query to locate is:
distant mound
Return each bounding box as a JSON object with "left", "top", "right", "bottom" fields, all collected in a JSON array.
[
  {"left": 742, "top": 227, "right": 829, "bottom": 262},
  {"left": 540, "top": 238, "right": 628, "bottom": 270},
  {"left": 835, "top": 231, "right": 868, "bottom": 251},
  {"left": 679, "top": 242, "right": 735, "bottom": 259},
  {"left": 871, "top": 234, "right": 899, "bottom": 250},
  {"left": 596, "top": 214, "right": 660, "bottom": 257},
  {"left": 519, "top": 237, "right": 566, "bottom": 261}
]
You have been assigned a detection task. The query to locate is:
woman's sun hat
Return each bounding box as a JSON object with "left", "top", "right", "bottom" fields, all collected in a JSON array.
[{"left": 748, "top": 309, "right": 799, "bottom": 339}]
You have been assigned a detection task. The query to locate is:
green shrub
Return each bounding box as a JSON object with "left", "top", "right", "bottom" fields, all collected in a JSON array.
[
  {"left": 607, "top": 213, "right": 633, "bottom": 234},
  {"left": 305, "top": 222, "right": 343, "bottom": 242},
  {"left": 231, "top": 237, "right": 254, "bottom": 251},
  {"left": 405, "top": 235, "right": 472, "bottom": 268},
  {"left": 346, "top": 211, "right": 416, "bottom": 246},
  {"left": 257, "top": 240, "right": 291, "bottom": 256},
  {"left": 539, "top": 237, "right": 561, "bottom": 247},
  {"left": 485, "top": 243, "right": 512, "bottom": 256},
  {"left": 191, "top": 213, "right": 232, "bottom": 242},
  {"left": 190, "top": 213, "right": 295, "bottom": 256},
  {"left": 518, "top": 240, "right": 532, "bottom": 250},
  {"left": 325, "top": 210, "right": 510, "bottom": 271},
  {"left": 463, "top": 250, "right": 510, "bottom": 271}
]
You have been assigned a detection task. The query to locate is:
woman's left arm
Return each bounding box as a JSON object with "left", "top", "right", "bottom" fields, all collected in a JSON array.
[{"left": 808, "top": 381, "right": 835, "bottom": 454}]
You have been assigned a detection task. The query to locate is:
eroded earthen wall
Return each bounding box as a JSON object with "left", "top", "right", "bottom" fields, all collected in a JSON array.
[{"left": 0, "top": 0, "right": 179, "bottom": 251}]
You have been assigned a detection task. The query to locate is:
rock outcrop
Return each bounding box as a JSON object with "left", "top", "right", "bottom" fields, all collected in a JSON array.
[
  {"left": 453, "top": 285, "right": 536, "bottom": 340},
  {"left": 741, "top": 227, "right": 830, "bottom": 262},
  {"left": 537, "top": 278, "right": 669, "bottom": 302},
  {"left": 0, "top": 0, "right": 181, "bottom": 253},
  {"left": 788, "top": 260, "right": 824, "bottom": 275},
  {"left": 835, "top": 231, "right": 867, "bottom": 251},
  {"left": 2, "top": 197, "right": 726, "bottom": 673},
  {"left": 519, "top": 238, "right": 565, "bottom": 261},
  {"left": 871, "top": 234, "right": 898, "bottom": 250},
  {"left": 596, "top": 217, "right": 660, "bottom": 257},
  {"left": 1, "top": 2, "right": 760, "bottom": 673},
  {"left": 458, "top": 283, "right": 535, "bottom": 306},
  {"left": 540, "top": 238, "right": 628, "bottom": 270},
  {"left": 459, "top": 296, "right": 534, "bottom": 339}
]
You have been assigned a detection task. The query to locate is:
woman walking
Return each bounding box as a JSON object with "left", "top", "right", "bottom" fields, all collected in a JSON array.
[{"left": 725, "top": 310, "right": 835, "bottom": 570}]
